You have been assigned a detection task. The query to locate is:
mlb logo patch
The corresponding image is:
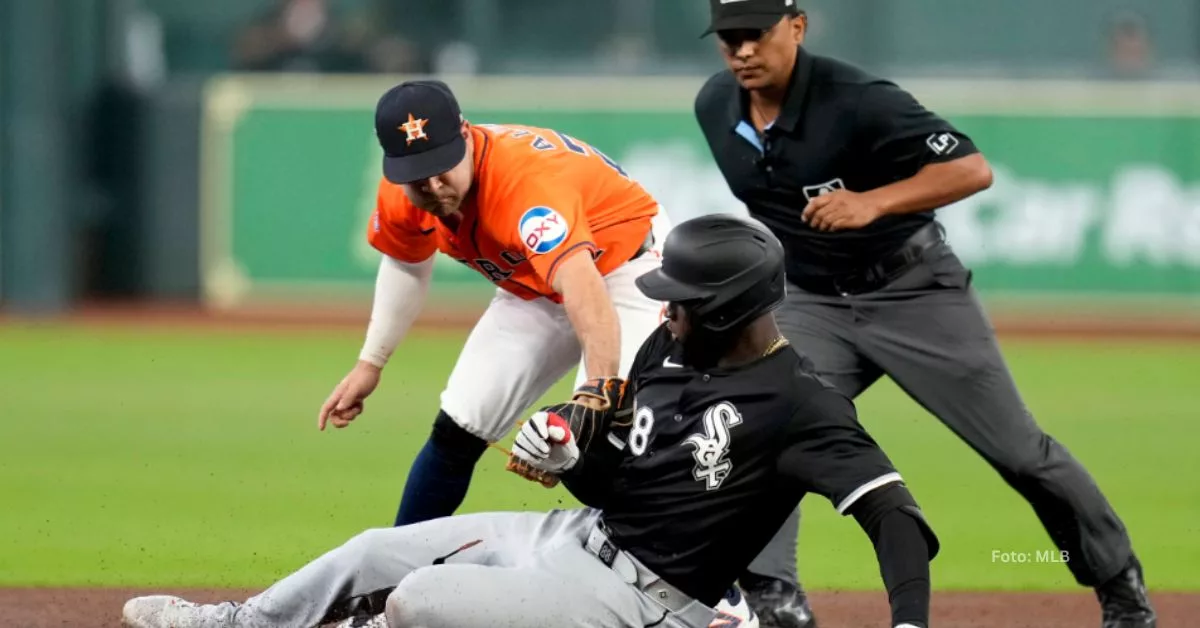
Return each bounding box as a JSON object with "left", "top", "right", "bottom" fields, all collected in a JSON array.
[
  {"left": 926, "top": 132, "right": 960, "bottom": 156},
  {"left": 802, "top": 178, "right": 845, "bottom": 201},
  {"left": 519, "top": 206, "right": 569, "bottom": 254}
]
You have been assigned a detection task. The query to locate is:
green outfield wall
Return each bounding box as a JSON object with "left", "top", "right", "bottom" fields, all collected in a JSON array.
[{"left": 200, "top": 74, "right": 1200, "bottom": 313}]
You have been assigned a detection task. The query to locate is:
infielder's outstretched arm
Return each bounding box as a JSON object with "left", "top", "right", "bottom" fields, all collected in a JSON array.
[
  {"left": 318, "top": 254, "right": 434, "bottom": 430},
  {"left": 359, "top": 254, "right": 435, "bottom": 367},
  {"left": 549, "top": 323, "right": 662, "bottom": 505},
  {"left": 552, "top": 250, "right": 621, "bottom": 379}
]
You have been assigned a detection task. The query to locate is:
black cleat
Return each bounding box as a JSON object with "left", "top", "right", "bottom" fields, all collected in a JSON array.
[
  {"left": 1096, "top": 556, "right": 1156, "bottom": 628},
  {"left": 741, "top": 577, "right": 817, "bottom": 628}
]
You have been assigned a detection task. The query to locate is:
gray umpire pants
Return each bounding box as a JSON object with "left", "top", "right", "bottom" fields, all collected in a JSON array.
[
  {"left": 745, "top": 240, "right": 1135, "bottom": 590},
  {"left": 230, "top": 508, "right": 716, "bottom": 628}
]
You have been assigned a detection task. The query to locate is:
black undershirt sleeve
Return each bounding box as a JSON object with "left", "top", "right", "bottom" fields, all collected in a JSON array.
[
  {"left": 846, "top": 483, "right": 939, "bottom": 627},
  {"left": 778, "top": 388, "right": 938, "bottom": 627},
  {"left": 558, "top": 441, "right": 621, "bottom": 509}
]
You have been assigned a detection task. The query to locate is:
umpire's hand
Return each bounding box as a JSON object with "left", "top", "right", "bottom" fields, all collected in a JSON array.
[
  {"left": 801, "top": 189, "right": 883, "bottom": 232},
  {"left": 318, "top": 361, "right": 382, "bottom": 430}
]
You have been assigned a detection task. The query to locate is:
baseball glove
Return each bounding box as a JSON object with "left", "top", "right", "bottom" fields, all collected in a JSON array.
[
  {"left": 499, "top": 440, "right": 562, "bottom": 488},
  {"left": 503, "top": 377, "right": 629, "bottom": 486}
]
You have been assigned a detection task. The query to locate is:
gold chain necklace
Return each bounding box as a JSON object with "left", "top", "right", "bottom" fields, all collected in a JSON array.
[{"left": 763, "top": 335, "right": 790, "bottom": 357}]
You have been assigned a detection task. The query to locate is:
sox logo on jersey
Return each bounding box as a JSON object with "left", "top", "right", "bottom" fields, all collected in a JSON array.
[{"left": 683, "top": 401, "right": 743, "bottom": 490}]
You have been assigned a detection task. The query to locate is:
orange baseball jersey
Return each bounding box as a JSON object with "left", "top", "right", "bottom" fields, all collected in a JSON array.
[{"left": 368, "top": 123, "right": 660, "bottom": 302}]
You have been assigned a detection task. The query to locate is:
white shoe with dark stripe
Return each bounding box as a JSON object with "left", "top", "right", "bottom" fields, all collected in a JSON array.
[
  {"left": 712, "top": 586, "right": 760, "bottom": 628},
  {"left": 121, "top": 595, "right": 239, "bottom": 628},
  {"left": 326, "top": 614, "right": 388, "bottom": 628}
]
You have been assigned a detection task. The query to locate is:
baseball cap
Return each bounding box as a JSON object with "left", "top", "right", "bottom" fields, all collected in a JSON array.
[
  {"left": 374, "top": 80, "right": 467, "bottom": 184},
  {"left": 702, "top": 0, "right": 802, "bottom": 36}
]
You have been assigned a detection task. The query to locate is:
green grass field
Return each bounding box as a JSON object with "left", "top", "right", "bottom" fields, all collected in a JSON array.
[{"left": 2, "top": 322, "right": 1197, "bottom": 593}]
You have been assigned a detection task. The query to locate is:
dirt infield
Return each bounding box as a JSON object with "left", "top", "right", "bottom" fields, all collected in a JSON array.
[
  {"left": 4, "top": 300, "right": 1200, "bottom": 341},
  {"left": 2, "top": 587, "right": 1195, "bottom": 627}
]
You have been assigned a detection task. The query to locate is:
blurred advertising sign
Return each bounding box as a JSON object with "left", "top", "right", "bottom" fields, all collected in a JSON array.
[{"left": 199, "top": 75, "right": 1200, "bottom": 312}]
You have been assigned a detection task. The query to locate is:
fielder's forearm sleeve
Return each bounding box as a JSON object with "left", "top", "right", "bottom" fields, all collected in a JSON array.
[{"left": 358, "top": 254, "right": 434, "bottom": 367}]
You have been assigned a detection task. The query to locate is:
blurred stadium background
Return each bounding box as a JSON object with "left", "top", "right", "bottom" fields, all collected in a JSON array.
[
  {"left": 2, "top": 0, "right": 1199, "bottom": 625},
  {"left": 3, "top": 0, "right": 1200, "bottom": 319}
]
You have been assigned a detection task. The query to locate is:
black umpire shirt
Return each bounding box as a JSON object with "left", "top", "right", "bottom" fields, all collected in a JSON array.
[
  {"left": 694, "top": 45, "right": 979, "bottom": 277},
  {"left": 559, "top": 324, "right": 913, "bottom": 606}
]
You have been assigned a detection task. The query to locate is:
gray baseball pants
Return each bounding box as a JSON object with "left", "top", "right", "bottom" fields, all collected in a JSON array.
[
  {"left": 225, "top": 508, "right": 717, "bottom": 628},
  {"left": 745, "top": 241, "right": 1134, "bottom": 590}
]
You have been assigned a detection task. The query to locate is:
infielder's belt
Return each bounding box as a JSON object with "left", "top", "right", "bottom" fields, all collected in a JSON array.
[
  {"left": 792, "top": 221, "right": 946, "bottom": 296},
  {"left": 584, "top": 520, "right": 714, "bottom": 625}
]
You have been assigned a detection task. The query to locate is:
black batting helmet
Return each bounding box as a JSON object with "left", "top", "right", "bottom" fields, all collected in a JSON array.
[{"left": 636, "top": 213, "right": 786, "bottom": 333}]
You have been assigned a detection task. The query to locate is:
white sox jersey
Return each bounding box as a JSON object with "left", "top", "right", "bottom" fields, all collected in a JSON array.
[
  {"left": 560, "top": 323, "right": 909, "bottom": 606},
  {"left": 118, "top": 326, "right": 937, "bottom": 628}
]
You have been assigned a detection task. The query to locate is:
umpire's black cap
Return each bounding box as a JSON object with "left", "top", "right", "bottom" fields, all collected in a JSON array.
[
  {"left": 375, "top": 80, "right": 467, "bottom": 184},
  {"left": 702, "top": 0, "right": 803, "bottom": 36},
  {"left": 636, "top": 213, "right": 786, "bottom": 332}
]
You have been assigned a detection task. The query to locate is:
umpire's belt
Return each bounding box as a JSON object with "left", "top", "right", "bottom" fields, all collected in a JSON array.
[
  {"left": 584, "top": 520, "right": 709, "bottom": 622},
  {"left": 791, "top": 222, "right": 945, "bottom": 296}
]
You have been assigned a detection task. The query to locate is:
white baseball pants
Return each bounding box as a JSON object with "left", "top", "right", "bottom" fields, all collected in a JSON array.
[{"left": 233, "top": 508, "right": 717, "bottom": 628}]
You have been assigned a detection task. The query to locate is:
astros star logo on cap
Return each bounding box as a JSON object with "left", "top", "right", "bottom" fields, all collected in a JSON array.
[{"left": 399, "top": 113, "right": 429, "bottom": 145}]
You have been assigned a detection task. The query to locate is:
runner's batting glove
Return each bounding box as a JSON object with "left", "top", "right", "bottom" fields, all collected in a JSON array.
[
  {"left": 512, "top": 411, "right": 580, "bottom": 475},
  {"left": 505, "top": 378, "right": 626, "bottom": 487}
]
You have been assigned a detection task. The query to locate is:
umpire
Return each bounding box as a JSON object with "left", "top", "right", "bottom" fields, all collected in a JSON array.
[{"left": 692, "top": 2, "right": 1156, "bottom": 628}]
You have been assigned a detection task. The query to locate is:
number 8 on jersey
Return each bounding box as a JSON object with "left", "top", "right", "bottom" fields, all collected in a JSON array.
[{"left": 629, "top": 406, "right": 655, "bottom": 456}]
